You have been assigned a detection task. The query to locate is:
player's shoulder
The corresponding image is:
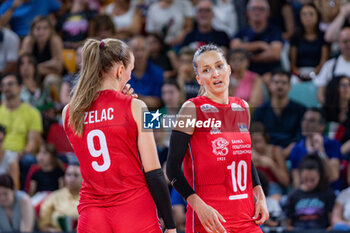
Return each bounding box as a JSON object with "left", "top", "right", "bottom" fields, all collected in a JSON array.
[
  {"left": 182, "top": 99, "right": 196, "bottom": 108},
  {"left": 176, "top": 100, "right": 196, "bottom": 120},
  {"left": 62, "top": 104, "right": 69, "bottom": 118},
  {"left": 229, "top": 96, "right": 248, "bottom": 107},
  {"left": 131, "top": 98, "right": 147, "bottom": 109}
]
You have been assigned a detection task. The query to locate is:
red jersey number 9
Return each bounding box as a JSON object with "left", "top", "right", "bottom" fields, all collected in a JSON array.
[
  {"left": 87, "top": 129, "right": 111, "bottom": 172},
  {"left": 227, "top": 160, "right": 248, "bottom": 200}
]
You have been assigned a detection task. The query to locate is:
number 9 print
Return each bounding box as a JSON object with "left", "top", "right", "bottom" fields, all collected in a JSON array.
[{"left": 87, "top": 129, "right": 111, "bottom": 172}]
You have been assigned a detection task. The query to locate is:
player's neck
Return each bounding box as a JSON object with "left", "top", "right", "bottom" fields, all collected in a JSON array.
[
  {"left": 204, "top": 91, "right": 228, "bottom": 105},
  {"left": 100, "top": 79, "right": 123, "bottom": 92}
]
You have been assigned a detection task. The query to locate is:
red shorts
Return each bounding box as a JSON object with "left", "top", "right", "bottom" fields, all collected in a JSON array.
[
  {"left": 186, "top": 210, "right": 263, "bottom": 233},
  {"left": 77, "top": 191, "right": 162, "bottom": 233},
  {"left": 187, "top": 225, "right": 263, "bottom": 233}
]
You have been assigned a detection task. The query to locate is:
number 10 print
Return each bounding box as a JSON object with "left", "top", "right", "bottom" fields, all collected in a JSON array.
[{"left": 227, "top": 160, "right": 248, "bottom": 200}]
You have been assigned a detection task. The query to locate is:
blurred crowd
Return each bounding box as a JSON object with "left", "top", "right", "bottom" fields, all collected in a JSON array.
[{"left": 1, "top": 0, "right": 350, "bottom": 232}]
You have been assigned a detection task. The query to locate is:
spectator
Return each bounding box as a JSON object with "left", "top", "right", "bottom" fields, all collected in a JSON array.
[
  {"left": 58, "top": 0, "right": 100, "bottom": 15},
  {"left": 160, "top": 79, "right": 184, "bottom": 115},
  {"left": 228, "top": 48, "right": 263, "bottom": 108},
  {"left": 0, "top": 0, "right": 61, "bottom": 37},
  {"left": 21, "top": 15, "right": 64, "bottom": 97},
  {"left": 159, "top": 79, "right": 184, "bottom": 148},
  {"left": 258, "top": 170, "right": 284, "bottom": 232},
  {"left": 145, "top": 0, "right": 193, "bottom": 46},
  {"left": 211, "top": 0, "right": 239, "bottom": 38},
  {"left": 146, "top": 33, "right": 177, "bottom": 79},
  {"left": 285, "top": 154, "right": 335, "bottom": 231},
  {"left": 179, "top": 0, "right": 230, "bottom": 50},
  {"left": 313, "top": 0, "right": 342, "bottom": 32},
  {"left": 18, "top": 53, "right": 54, "bottom": 112},
  {"left": 251, "top": 122, "right": 289, "bottom": 199},
  {"left": 289, "top": 108, "right": 342, "bottom": 190},
  {"left": 0, "top": 174, "right": 35, "bottom": 232},
  {"left": 176, "top": 47, "right": 199, "bottom": 99},
  {"left": 28, "top": 143, "right": 64, "bottom": 196},
  {"left": 56, "top": 0, "right": 97, "bottom": 49},
  {"left": 128, "top": 35, "right": 163, "bottom": 109},
  {"left": 315, "top": 27, "right": 350, "bottom": 104},
  {"left": 268, "top": 0, "right": 295, "bottom": 40},
  {"left": 60, "top": 45, "right": 83, "bottom": 107},
  {"left": 231, "top": 0, "right": 283, "bottom": 75},
  {"left": 332, "top": 185, "right": 350, "bottom": 231},
  {"left": 0, "top": 125, "right": 19, "bottom": 189},
  {"left": 88, "top": 14, "right": 116, "bottom": 39},
  {"left": 0, "top": 74, "right": 42, "bottom": 157},
  {"left": 0, "top": 74, "right": 43, "bottom": 188},
  {"left": 252, "top": 69, "right": 306, "bottom": 155},
  {"left": 324, "top": 76, "right": 350, "bottom": 125},
  {"left": 100, "top": 0, "right": 142, "bottom": 39},
  {"left": 0, "top": 27, "right": 20, "bottom": 76},
  {"left": 323, "top": 76, "right": 350, "bottom": 156},
  {"left": 39, "top": 163, "right": 82, "bottom": 232},
  {"left": 290, "top": 3, "right": 329, "bottom": 83},
  {"left": 325, "top": 2, "right": 350, "bottom": 43}
]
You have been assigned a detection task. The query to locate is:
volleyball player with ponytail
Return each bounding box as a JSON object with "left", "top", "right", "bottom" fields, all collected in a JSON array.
[{"left": 62, "top": 38, "right": 176, "bottom": 233}]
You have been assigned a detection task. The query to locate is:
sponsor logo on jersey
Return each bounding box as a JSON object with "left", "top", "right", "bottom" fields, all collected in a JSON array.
[
  {"left": 143, "top": 110, "right": 162, "bottom": 129},
  {"left": 200, "top": 104, "right": 219, "bottom": 113},
  {"left": 231, "top": 103, "right": 245, "bottom": 111},
  {"left": 238, "top": 123, "right": 248, "bottom": 132},
  {"left": 210, "top": 126, "right": 221, "bottom": 135},
  {"left": 212, "top": 137, "right": 229, "bottom": 156}
]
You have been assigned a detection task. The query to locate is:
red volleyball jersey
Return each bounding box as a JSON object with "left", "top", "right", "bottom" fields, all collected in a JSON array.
[
  {"left": 184, "top": 96, "right": 261, "bottom": 233},
  {"left": 64, "top": 90, "right": 149, "bottom": 213}
]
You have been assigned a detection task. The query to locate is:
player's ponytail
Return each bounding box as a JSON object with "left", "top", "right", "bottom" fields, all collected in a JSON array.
[{"left": 69, "top": 38, "right": 131, "bottom": 136}]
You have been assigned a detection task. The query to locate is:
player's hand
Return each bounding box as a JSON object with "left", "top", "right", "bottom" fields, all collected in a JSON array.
[
  {"left": 164, "top": 229, "right": 177, "bottom": 233},
  {"left": 198, "top": 204, "right": 226, "bottom": 233},
  {"left": 253, "top": 198, "right": 269, "bottom": 225},
  {"left": 122, "top": 84, "right": 138, "bottom": 98},
  {"left": 196, "top": 203, "right": 226, "bottom": 232},
  {"left": 187, "top": 194, "right": 226, "bottom": 233}
]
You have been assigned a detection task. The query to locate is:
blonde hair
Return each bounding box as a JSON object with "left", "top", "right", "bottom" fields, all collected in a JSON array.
[{"left": 69, "top": 38, "right": 131, "bottom": 136}]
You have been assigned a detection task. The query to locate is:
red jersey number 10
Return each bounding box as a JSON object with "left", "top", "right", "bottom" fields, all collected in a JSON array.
[
  {"left": 227, "top": 160, "right": 248, "bottom": 200},
  {"left": 87, "top": 129, "right": 111, "bottom": 172}
]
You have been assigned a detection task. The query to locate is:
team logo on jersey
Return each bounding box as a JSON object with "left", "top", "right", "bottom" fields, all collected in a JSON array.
[
  {"left": 200, "top": 104, "right": 219, "bottom": 113},
  {"left": 238, "top": 123, "right": 248, "bottom": 132},
  {"left": 212, "top": 137, "right": 229, "bottom": 156},
  {"left": 231, "top": 103, "right": 245, "bottom": 111},
  {"left": 143, "top": 110, "right": 162, "bottom": 129}
]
